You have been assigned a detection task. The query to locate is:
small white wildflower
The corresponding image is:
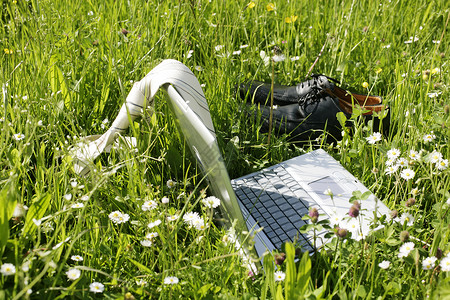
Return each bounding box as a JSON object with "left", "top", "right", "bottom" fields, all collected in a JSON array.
[
  {"left": 80, "top": 195, "right": 89, "bottom": 201},
  {"left": 400, "top": 168, "right": 415, "bottom": 180},
  {"left": 328, "top": 212, "right": 345, "bottom": 226},
  {"left": 378, "top": 260, "right": 390, "bottom": 269},
  {"left": 274, "top": 271, "right": 286, "bottom": 282},
  {"left": 32, "top": 218, "right": 42, "bottom": 226},
  {"left": 404, "top": 36, "right": 419, "bottom": 44},
  {"left": 409, "top": 150, "right": 420, "bottom": 161},
  {"left": 436, "top": 159, "right": 448, "bottom": 170},
  {"left": 410, "top": 188, "right": 420, "bottom": 197},
  {"left": 136, "top": 279, "right": 147, "bottom": 286},
  {"left": 21, "top": 261, "right": 30, "bottom": 272},
  {"left": 13, "top": 133, "right": 25, "bottom": 141},
  {"left": 161, "top": 196, "right": 169, "bottom": 204},
  {"left": 37, "top": 120, "right": 43, "bottom": 126},
  {"left": 423, "top": 133, "right": 436, "bottom": 143},
  {"left": 440, "top": 256, "right": 450, "bottom": 272},
  {"left": 12, "top": 203, "right": 28, "bottom": 218},
  {"left": 399, "top": 213, "right": 415, "bottom": 226},
  {"left": 71, "top": 255, "right": 83, "bottom": 262},
  {"left": 239, "top": 44, "right": 249, "bottom": 49},
  {"left": 145, "top": 232, "right": 158, "bottom": 240},
  {"left": 232, "top": 50, "right": 241, "bottom": 55},
  {"left": 422, "top": 256, "right": 437, "bottom": 270},
  {"left": 183, "top": 212, "right": 201, "bottom": 225},
  {"left": 272, "top": 54, "right": 286, "bottom": 62},
  {"left": 63, "top": 193, "right": 72, "bottom": 201},
  {"left": 366, "top": 132, "right": 382, "bottom": 144},
  {"left": 89, "top": 282, "right": 105, "bottom": 293},
  {"left": 166, "top": 179, "right": 176, "bottom": 189},
  {"left": 164, "top": 276, "right": 179, "bottom": 285},
  {"left": 385, "top": 158, "right": 396, "bottom": 166},
  {"left": 148, "top": 219, "right": 162, "bottom": 229},
  {"left": 140, "top": 239, "right": 153, "bottom": 247},
  {"left": 141, "top": 200, "right": 157, "bottom": 211},
  {"left": 429, "top": 151, "right": 443, "bottom": 163},
  {"left": 396, "top": 158, "right": 408, "bottom": 168},
  {"left": 66, "top": 268, "right": 81, "bottom": 280},
  {"left": 1, "top": 263, "right": 16, "bottom": 276},
  {"left": 193, "top": 218, "right": 209, "bottom": 230},
  {"left": 214, "top": 45, "right": 224, "bottom": 52},
  {"left": 71, "top": 203, "right": 84, "bottom": 209},
  {"left": 385, "top": 165, "right": 399, "bottom": 175},
  {"left": 194, "top": 66, "right": 203, "bottom": 72},
  {"left": 398, "top": 242, "right": 415, "bottom": 258},
  {"left": 387, "top": 148, "right": 401, "bottom": 159},
  {"left": 70, "top": 180, "right": 78, "bottom": 188},
  {"left": 167, "top": 214, "right": 179, "bottom": 222},
  {"left": 446, "top": 198, "right": 450, "bottom": 205},
  {"left": 186, "top": 49, "right": 194, "bottom": 58},
  {"left": 324, "top": 188, "right": 333, "bottom": 197},
  {"left": 108, "top": 211, "right": 129, "bottom": 224},
  {"left": 202, "top": 196, "right": 221, "bottom": 208},
  {"left": 427, "top": 92, "right": 440, "bottom": 98},
  {"left": 290, "top": 56, "right": 300, "bottom": 61}
]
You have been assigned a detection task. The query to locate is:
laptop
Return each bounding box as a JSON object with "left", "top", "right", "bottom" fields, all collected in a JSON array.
[{"left": 164, "top": 83, "right": 390, "bottom": 261}]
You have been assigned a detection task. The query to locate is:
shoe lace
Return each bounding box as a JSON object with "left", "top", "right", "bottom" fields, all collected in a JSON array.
[{"left": 297, "top": 74, "right": 341, "bottom": 108}]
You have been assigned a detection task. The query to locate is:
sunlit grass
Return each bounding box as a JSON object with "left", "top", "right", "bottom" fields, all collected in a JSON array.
[{"left": 1, "top": 0, "right": 449, "bottom": 298}]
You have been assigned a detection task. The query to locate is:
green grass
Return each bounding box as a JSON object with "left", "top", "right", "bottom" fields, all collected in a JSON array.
[{"left": 1, "top": 0, "right": 449, "bottom": 299}]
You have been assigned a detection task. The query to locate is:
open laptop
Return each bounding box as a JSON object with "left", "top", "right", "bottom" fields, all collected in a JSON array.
[{"left": 164, "top": 83, "right": 390, "bottom": 260}]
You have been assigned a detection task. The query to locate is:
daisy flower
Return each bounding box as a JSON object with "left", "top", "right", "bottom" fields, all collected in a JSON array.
[
  {"left": 399, "top": 213, "right": 415, "bottom": 226},
  {"left": 398, "top": 242, "right": 415, "bottom": 258},
  {"left": 440, "top": 256, "right": 450, "bottom": 272},
  {"left": 423, "top": 133, "right": 436, "bottom": 143},
  {"left": 385, "top": 158, "right": 396, "bottom": 166},
  {"left": 400, "top": 168, "right": 415, "bottom": 180},
  {"left": 167, "top": 214, "right": 179, "bottom": 222},
  {"left": 166, "top": 179, "right": 176, "bottom": 189},
  {"left": 164, "top": 276, "right": 179, "bottom": 285},
  {"left": 396, "top": 158, "right": 408, "bottom": 168},
  {"left": 13, "top": 133, "right": 25, "bottom": 141},
  {"left": 89, "top": 282, "right": 105, "bottom": 293},
  {"left": 274, "top": 271, "right": 285, "bottom": 282},
  {"left": 141, "top": 200, "right": 157, "bottom": 211},
  {"left": 145, "top": 232, "right": 158, "bottom": 240},
  {"left": 378, "top": 260, "right": 390, "bottom": 269},
  {"left": 385, "top": 165, "right": 399, "bottom": 175},
  {"left": 409, "top": 150, "right": 420, "bottom": 161},
  {"left": 387, "top": 148, "right": 401, "bottom": 160},
  {"left": 148, "top": 219, "right": 162, "bottom": 229},
  {"left": 429, "top": 151, "right": 443, "bottom": 163},
  {"left": 71, "top": 255, "right": 83, "bottom": 262},
  {"left": 108, "top": 211, "right": 129, "bottom": 224},
  {"left": 435, "top": 159, "right": 448, "bottom": 170},
  {"left": 422, "top": 256, "right": 437, "bottom": 270},
  {"left": 183, "top": 212, "right": 201, "bottom": 225},
  {"left": 366, "top": 132, "right": 382, "bottom": 144},
  {"left": 66, "top": 268, "right": 81, "bottom": 280},
  {"left": 202, "top": 196, "right": 221, "bottom": 208},
  {"left": 0, "top": 263, "right": 16, "bottom": 276}
]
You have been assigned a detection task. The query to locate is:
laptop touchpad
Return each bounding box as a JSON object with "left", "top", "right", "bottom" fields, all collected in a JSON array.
[{"left": 308, "top": 176, "right": 345, "bottom": 201}]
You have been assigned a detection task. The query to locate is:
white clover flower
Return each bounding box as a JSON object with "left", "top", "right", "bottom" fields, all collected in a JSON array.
[
  {"left": 366, "top": 132, "right": 382, "bottom": 144},
  {"left": 440, "top": 256, "right": 450, "bottom": 272},
  {"left": 423, "top": 133, "right": 436, "bottom": 143},
  {"left": 89, "top": 282, "right": 105, "bottom": 293},
  {"left": 164, "top": 276, "right": 179, "bottom": 285},
  {"left": 167, "top": 214, "right": 179, "bottom": 222},
  {"left": 422, "top": 256, "right": 437, "bottom": 270},
  {"left": 378, "top": 260, "right": 390, "bottom": 269},
  {"left": 398, "top": 242, "right": 415, "bottom": 258},
  {"left": 400, "top": 168, "right": 415, "bottom": 180},
  {"left": 202, "top": 196, "right": 221, "bottom": 208},
  {"left": 429, "top": 151, "right": 443, "bottom": 163},
  {"left": 409, "top": 150, "right": 420, "bottom": 161},
  {"left": 161, "top": 196, "right": 169, "bottom": 204},
  {"left": 1, "top": 263, "right": 16, "bottom": 276},
  {"left": 183, "top": 211, "right": 201, "bottom": 225},
  {"left": 148, "top": 219, "right": 162, "bottom": 229},
  {"left": 71, "top": 203, "right": 84, "bottom": 209},
  {"left": 141, "top": 200, "right": 157, "bottom": 211},
  {"left": 66, "top": 268, "right": 81, "bottom": 280},
  {"left": 166, "top": 179, "right": 176, "bottom": 189},
  {"left": 436, "top": 159, "right": 448, "bottom": 170},
  {"left": 387, "top": 148, "right": 401, "bottom": 160},
  {"left": 71, "top": 255, "right": 83, "bottom": 262},
  {"left": 140, "top": 239, "right": 153, "bottom": 247},
  {"left": 385, "top": 165, "right": 399, "bottom": 175},
  {"left": 274, "top": 271, "right": 286, "bottom": 282},
  {"left": 13, "top": 133, "right": 25, "bottom": 141},
  {"left": 399, "top": 213, "right": 415, "bottom": 226}
]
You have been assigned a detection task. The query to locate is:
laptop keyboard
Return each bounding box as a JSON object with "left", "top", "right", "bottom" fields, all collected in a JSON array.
[{"left": 232, "top": 165, "right": 317, "bottom": 252}]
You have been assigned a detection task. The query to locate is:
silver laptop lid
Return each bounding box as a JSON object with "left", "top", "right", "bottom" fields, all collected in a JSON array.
[{"left": 163, "top": 84, "right": 247, "bottom": 230}]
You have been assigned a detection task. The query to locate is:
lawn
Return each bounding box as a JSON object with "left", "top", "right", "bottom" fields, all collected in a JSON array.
[{"left": 1, "top": 0, "right": 449, "bottom": 299}]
